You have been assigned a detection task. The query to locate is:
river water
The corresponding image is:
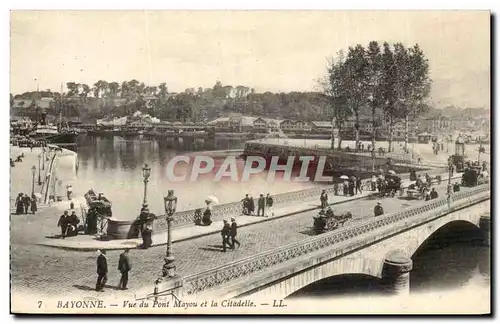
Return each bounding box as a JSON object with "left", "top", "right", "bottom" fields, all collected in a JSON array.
[
  {"left": 63, "top": 135, "right": 320, "bottom": 219},
  {"left": 59, "top": 135, "right": 489, "bottom": 301}
]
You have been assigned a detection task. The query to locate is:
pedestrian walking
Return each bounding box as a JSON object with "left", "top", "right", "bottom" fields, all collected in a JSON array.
[
  {"left": 371, "top": 174, "right": 377, "bottom": 191},
  {"left": 265, "top": 193, "right": 274, "bottom": 217},
  {"left": 30, "top": 194, "right": 37, "bottom": 214},
  {"left": 118, "top": 249, "right": 131, "bottom": 290},
  {"left": 257, "top": 194, "right": 265, "bottom": 216},
  {"left": 320, "top": 190, "right": 328, "bottom": 208},
  {"left": 355, "top": 177, "right": 362, "bottom": 194},
  {"left": 22, "top": 194, "right": 31, "bottom": 214},
  {"left": 229, "top": 218, "right": 240, "bottom": 249},
  {"left": 66, "top": 185, "right": 73, "bottom": 201},
  {"left": 248, "top": 195, "right": 255, "bottom": 215},
  {"left": 221, "top": 220, "right": 231, "bottom": 252},
  {"left": 241, "top": 194, "right": 251, "bottom": 215},
  {"left": 96, "top": 250, "right": 108, "bottom": 292},
  {"left": 15, "top": 193, "right": 24, "bottom": 214}
]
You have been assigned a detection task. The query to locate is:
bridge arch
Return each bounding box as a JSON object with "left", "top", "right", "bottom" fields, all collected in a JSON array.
[
  {"left": 286, "top": 273, "right": 384, "bottom": 299},
  {"left": 257, "top": 257, "right": 384, "bottom": 299},
  {"left": 407, "top": 219, "right": 482, "bottom": 258}
]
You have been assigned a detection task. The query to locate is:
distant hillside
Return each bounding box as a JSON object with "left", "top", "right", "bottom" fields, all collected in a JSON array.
[{"left": 431, "top": 70, "right": 490, "bottom": 109}]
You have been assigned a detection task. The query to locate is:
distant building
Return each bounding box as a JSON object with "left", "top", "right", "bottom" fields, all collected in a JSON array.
[
  {"left": 12, "top": 98, "right": 54, "bottom": 110},
  {"left": 280, "top": 120, "right": 314, "bottom": 132}
]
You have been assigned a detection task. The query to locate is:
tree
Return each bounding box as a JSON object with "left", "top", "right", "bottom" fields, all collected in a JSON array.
[
  {"left": 158, "top": 82, "right": 168, "bottom": 98},
  {"left": 66, "top": 82, "right": 79, "bottom": 97},
  {"left": 108, "top": 82, "right": 120, "bottom": 98},
  {"left": 79, "top": 84, "right": 91, "bottom": 99},
  {"left": 380, "top": 42, "right": 399, "bottom": 153},
  {"left": 93, "top": 80, "right": 109, "bottom": 98},
  {"left": 365, "top": 41, "right": 384, "bottom": 169},
  {"left": 344, "top": 44, "right": 370, "bottom": 151},
  {"left": 10, "top": 93, "right": 14, "bottom": 107},
  {"left": 324, "top": 50, "right": 353, "bottom": 149},
  {"left": 393, "top": 43, "right": 431, "bottom": 151}
]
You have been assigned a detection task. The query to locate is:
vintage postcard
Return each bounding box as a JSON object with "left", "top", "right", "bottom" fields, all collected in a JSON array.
[{"left": 9, "top": 10, "right": 491, "bottom": 314}]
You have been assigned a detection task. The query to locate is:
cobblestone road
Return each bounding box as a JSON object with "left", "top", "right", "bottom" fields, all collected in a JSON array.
[{"left": 11, "top": 181, "right": 467, "bottom": 299}]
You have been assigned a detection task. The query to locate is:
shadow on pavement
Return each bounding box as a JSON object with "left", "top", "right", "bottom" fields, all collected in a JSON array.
[{"left": 73, "top": 284, "right": 95, "bottom": 291}]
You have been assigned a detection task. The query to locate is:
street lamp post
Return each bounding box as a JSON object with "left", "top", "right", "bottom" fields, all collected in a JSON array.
[
  {"left": 142, "top": 164, "right": 151, "bottom": 208},
  {"left": 447, "top": 161, "right": 453, "bottom": 208},
  {"left": 162, "top": 190, "right": 178, "bottom": 278},
  {"left": 42, "top": 149, "right": 45, "bottom": 171},
  {"left": 31, "top": 165, "right": 36, "bottom": 197},
  {"left": 37, "top": 154, "right": 42, "bottom": 185}
]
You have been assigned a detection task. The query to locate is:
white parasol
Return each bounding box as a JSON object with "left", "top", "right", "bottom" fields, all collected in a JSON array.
[
  {"left": 339, "top": 175, "right": 349, "bottom": 180},
  {"left": 205, "top": 195, "right": 220, "bottom": 205},
  {"left": 388, "top": 170, "right": 396, "bottom": 175}
]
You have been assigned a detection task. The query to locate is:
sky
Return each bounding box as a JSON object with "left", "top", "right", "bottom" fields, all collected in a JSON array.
[{"left": 10, "top": 11, "right": 490, "bottom": 108}]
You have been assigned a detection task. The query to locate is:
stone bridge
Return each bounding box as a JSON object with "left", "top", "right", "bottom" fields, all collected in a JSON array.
[{"left": 146, "top": 184, "right": 490, "bottom": 301}]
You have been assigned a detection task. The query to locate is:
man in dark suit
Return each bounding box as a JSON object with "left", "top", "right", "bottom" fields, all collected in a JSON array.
[
  {"left": 96, "top": 250, "right": 108, "bottom": 292},
  {"left": 118, "top": 249, "right": 131, "bottom": 290},
  {"left": 221, "top": 220, "right": 231, "bottom": 252},
  {"left": 257, "top": 194, "right": 265, "bottom": 216},
  {"left": 229, "top": 217, "right": 240, "bottom": 250}
]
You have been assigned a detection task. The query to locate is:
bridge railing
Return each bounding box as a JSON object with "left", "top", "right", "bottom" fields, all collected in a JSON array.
[
  {"left": 154, "top": 167, "right": 447, "bottom": 230},
  {"left": 181, "top": 183, "right": 490, "bottom": 296}
]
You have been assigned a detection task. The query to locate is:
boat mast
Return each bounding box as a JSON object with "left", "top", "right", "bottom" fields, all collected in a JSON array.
[{"left": 58, "top": 82, "right": 63, "bottom": 131}]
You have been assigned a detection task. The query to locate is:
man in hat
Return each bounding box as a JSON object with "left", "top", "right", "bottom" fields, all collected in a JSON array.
[
  {"left": 265, "top": 193, "right": 274, "bottom": 217},
  {"left": 22, "top": 194, "right": 31, "bottom": 214},
  {"left": 221, "top": 220, "right": 231, "bottom": 252},
  {"left": 96, "top": 250, "right": 108, "bottom": 292},
  {"left": 430, "top": 188, "right": 438, "bottom": 200},
  {"left": 66, "top": 210, "right": 80, "bottom": 237},
  {"left": 257, "top": 194, "right": 266, "bottom": 217},
  {"left": 118, "top": 249, "right": 132, "bottom": 290},
  {"left": 57, "top": 210, "right": 70, "bottom": 238},
  {"left": 320, "top": 190, "right": 328, "bottom": 208},
  {"left": 241, "top": 194, "right": 251, "bottom": 215},
  {"left": 229, "top": 218, "right": 240, "bottom": 250},
  {"left": 15, "top": 193, "right": 24, "bottom": 214},
  {"left": 374, "top": 202, "right": 384, "bottom": 217}
]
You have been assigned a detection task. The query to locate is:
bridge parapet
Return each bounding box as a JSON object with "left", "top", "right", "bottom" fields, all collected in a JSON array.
[
  {"left": 153, "top": 168, "right": 447, "bottom": 230},
  {"left": 177, "top": 184, "right": 490, "bottom": 297}
]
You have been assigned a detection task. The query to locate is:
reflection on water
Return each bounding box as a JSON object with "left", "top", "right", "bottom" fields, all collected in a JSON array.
[{"left": 65, "top": 136, "right": 320, "bottom": 219}]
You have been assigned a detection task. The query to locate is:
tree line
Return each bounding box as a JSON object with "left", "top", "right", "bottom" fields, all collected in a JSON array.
[
  {"left": 323, "top": 41, "right": 431, "bottom": 153},
  {"left": 12, "top": 80, "right": 333, "bottom": 122}
]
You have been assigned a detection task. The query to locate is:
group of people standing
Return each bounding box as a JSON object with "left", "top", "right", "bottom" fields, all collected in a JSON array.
[
  {"left": 14, "top": 193, "right": 37, "bottom": 215},
  {"left": 95, "top": 249, "right": 132, "bottom": 292},
  {"left": 241, "top": 193, "right": 274, "bottom": 217},
  {"left": 331, "top": 176, "right": 363, "bottom": 197}
]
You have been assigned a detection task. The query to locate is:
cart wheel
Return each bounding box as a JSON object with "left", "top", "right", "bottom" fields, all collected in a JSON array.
[{"left": 326, "top": 218, "right": 338, "bottom": 231}]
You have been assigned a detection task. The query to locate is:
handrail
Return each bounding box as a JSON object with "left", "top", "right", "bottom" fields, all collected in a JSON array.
[{"left": 182, "top": 184, "right": 490, "bottom": 295}]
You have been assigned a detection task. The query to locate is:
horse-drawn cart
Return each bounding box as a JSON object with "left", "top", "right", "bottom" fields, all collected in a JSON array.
[{"left": 312, "top": 208, "right": 353, "bottom": 234}]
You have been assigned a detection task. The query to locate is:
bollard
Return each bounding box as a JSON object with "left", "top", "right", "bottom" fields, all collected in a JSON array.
[{"left": 382, "top": 251, "right": 413, "bottom": 296}]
